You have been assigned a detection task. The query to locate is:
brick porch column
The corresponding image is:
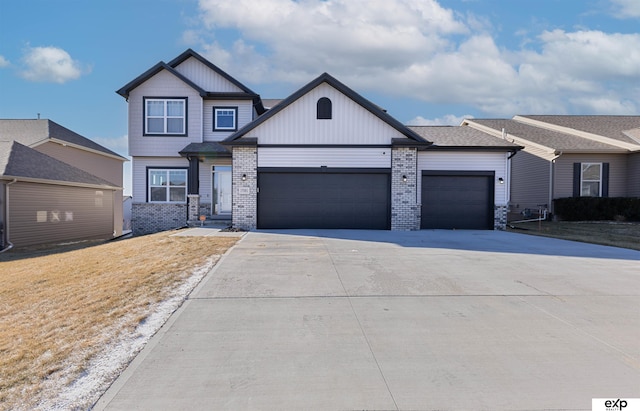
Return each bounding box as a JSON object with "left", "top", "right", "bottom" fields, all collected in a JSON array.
[
  {"left": 232, "top": 145, "right": 257, "bottom": 230},
  {"left": 391, "top": 146, "right": 420, "bottom": 230}
]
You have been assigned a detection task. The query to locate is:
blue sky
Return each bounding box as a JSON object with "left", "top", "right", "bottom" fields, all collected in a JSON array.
[{"left": 1, "top": 0, "right": 639, "bottom": 194}]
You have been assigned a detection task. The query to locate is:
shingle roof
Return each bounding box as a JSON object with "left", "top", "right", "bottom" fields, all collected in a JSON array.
[
  {"left": 469, "top": 119, "right": 626, "bottom": 152},
  {"left": 178, "top": 142, "right": 230, "bottom": 156},
  {"left": 519, "top": 115, "right": 640, "bottom": 145},
  {"left": 0, "top": 141, "right": 117, "bottom": 187},
  {"left": 408, "top": 125, "right": 521, "bottom": 149},
  {"left": 0, "top": 119, "right": 125, "bottom": 159}
]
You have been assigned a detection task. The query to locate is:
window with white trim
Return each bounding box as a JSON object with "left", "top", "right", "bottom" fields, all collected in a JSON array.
[
  {"left": 213, "top": 107, "right": 238, "bottom": 131},
  {"left": 144, "top": 98, "right": 186, "bottom": 135},
  {"left": 148, "top": 169, "right": 187, "bottom": 202},
  {"left": 581, "top": 163, "right": 602, "bottom": 197}
]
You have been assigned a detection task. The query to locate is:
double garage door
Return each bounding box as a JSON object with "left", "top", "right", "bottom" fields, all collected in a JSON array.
[
  {"left": 256, "top": 169, "right": 494, "bottom": 230},
  {"left": 258, "top": 169, "right": 390, "bottom": 229}
]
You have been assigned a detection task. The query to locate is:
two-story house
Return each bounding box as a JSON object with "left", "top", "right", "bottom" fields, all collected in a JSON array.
[{"left": 119, "top": 49, "right": 521, "bottom": 234}]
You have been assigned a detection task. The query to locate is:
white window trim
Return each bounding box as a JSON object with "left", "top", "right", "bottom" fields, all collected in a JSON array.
[
  {"left": 213, "top": 107, "right": 238, "bottom": 131},
  {"left": 144, "top": 98, "right": 187, "bottom": 135},
  {"left": 581, "top": 162, "right": 602, "bottom": 197},
  {"left": 148, "top": 168, "right": 188, "bottom": 203}
]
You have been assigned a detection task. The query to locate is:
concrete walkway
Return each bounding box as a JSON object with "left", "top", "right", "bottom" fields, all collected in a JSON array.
[{"left": 95, "top": 230, "right": 640, "bottom": 410}]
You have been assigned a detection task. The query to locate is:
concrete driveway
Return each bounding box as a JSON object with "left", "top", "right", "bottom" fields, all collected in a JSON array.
[{"left": 95, "top": 230, "right": 640, "bottom": 410}]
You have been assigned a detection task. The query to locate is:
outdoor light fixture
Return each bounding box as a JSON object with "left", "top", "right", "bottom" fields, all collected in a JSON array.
[
  {"left": 498, "top": 177, "right": 504, "bottom": 184},
  {"left": 242, "top": 174, "right": 247, "bottom": 181},
  {"left": 402, "top": 175, "right": 407, "bottom": 182}
]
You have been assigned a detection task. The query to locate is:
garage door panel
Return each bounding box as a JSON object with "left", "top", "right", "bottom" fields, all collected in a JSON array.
[
  {"left": 258, "top": 171, "right": 390, "bottom": 229},
  {"left": 421, "top": 174, "right": 493, "bottom": 230}
]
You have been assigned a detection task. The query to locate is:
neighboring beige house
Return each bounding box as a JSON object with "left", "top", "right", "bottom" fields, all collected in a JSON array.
[
  {"left": 0, "top": 119, "right": 127, "bottom": 248},
  {"left": 464, "top": 115, "right": 640, "bottom": 219}
]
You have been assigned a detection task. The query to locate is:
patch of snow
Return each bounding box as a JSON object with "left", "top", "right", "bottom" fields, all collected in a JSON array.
[{"left": 35, "top": 258, "right": 218, "bottom": 411}]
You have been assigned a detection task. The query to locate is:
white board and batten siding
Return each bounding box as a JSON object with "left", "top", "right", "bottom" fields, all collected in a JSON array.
[
  {"left": 252, "top": 83, "right": 405, "bottom": 145},
  {"left": 131, "top": 157, "right": 189, "bottom": 203},
  {"left": 172, "top": 57, "right": 245, "bottom": 93},
  {"left": 128, "top": 70, "right": 203, "bottom": 157},
  {"left": 9, "top": 182, "right": 114, "bottom": 247},
  {"left": 258, "top": 147, "right": 391, "bottom": 168},
  {"left": 418, "top": 152, "right": 509, "bottom": 204},
  {"left": 203, "top": 100, "right": 254, "bottom": 142}
]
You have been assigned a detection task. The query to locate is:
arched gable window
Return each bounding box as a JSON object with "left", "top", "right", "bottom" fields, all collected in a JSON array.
[{"left": 316, "top": 97, "right": 332, "bottom": 119}]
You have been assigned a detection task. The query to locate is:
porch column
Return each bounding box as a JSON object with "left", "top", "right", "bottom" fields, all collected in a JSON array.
[
  {"left": 232, "top": 144, "right": 257, "bottom": 230},
  {"left": 187, "top": 157, "right": 200, "bottom": 222},
  {"left": 391, "top": 146, "right": 420, "bottom": 230}
]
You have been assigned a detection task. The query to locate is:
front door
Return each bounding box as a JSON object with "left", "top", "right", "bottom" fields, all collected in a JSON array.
[{"left": 213, "top": 166, "right": 232, "bottom": 215}]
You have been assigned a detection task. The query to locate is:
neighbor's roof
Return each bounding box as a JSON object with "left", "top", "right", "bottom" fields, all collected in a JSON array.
[
  {"left": 408, "top": 125, "right": 522, "bottom": 150},
  {"left": 0, "top": 119, "right": 125, "bottom": 159},
  {"left": 223, "top": 72, "right": 430, "bottom": 145},
  {"left": 518, "top": 115, "right": 640, "bottom": 145},
  {"left": 468, "top": 119, "right": 627, "bottom": 152},
  {"left": 0, "top": 141, "right": 118, "bottom": 187}
]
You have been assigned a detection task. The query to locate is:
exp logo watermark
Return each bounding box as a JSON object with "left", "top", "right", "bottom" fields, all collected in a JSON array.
[{"left": 593, "top": 398, "right": 640, "bottom": 411}]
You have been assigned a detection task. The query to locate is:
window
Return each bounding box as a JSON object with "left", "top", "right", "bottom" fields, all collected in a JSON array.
[
  {"left": 317, "top": 97, "right": 332, "bottom": 119},
  {"left": 144, "top": 98, "right": 186, "bottom": 135},
  {"left": 148, "top": 169, "right": 187, "bottom": 202},
  {"left": 581, "top": 163, "right": 602, "bottom": 197},
  {"left": 214, "top": 107, "right": 238, "bottom": 131}
]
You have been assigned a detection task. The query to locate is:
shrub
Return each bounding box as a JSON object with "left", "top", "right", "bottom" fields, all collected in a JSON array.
[{"left": 553, "top": 197, "right": 640, "bottom": 221}]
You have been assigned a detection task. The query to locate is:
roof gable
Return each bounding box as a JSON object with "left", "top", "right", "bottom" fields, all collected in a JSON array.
[
  {"left": 223, "top": 73, "right": 428, "bottom": 145},
  {"left": 116, "top": 61, "right": 206, "bottom": 99}
]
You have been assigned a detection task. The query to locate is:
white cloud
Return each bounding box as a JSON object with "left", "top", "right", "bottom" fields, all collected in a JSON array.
[
  {"left": 20, "top": 46, "right": 88, "bottom": 83},
  {"left": 92, "top": 134, "right": 128, "bottom": 157},
  {"left": 407, "top": 114, "right": 474, "bottom": 126},
  {"left": 610, "top": 0, "right": 640, "bottom": 18},
  {"left": 191, "top": 0, "right": 640, "bottom": 116},
  {"left": 0, "top": 55, "right": 9, "bottom": 68}
]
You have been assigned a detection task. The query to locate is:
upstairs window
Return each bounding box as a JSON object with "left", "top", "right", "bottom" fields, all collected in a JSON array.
[
  {"left": 317, "top": 97, "right": 332, "bottom": 119},
  {"left": 144, "top": 98, "right": 186, "bottom": 135},
  {"left": 148, "top": 169, "right": 187, "bottom": 203},
  {"left": 214, "top": 107, "right": 238, "bottom": 131}
]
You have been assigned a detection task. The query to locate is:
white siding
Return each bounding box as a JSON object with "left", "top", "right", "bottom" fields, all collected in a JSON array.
[
  {"left": 131, "top": 157, "right": 189, "bottom": 202},
  {"left": 203, "top": 100, "right": 254, "bottom": 141},
  {"left": 172, "top": 57, "right": 245, "bottom": 92},
  {"left": 252, "top": 83, "right": 405, "bottom": 145},
  {"left": 258, "top": 147, "right": 391, "bottom": 168},
  {"left": 554, "top": 153, "right": 628, "bottom": 198},
  {"left": 418, "top": 152, "right": 508, "bottom": 204},
  {"left": 128, "top": 70, "right": 203, "bottom": 157}
]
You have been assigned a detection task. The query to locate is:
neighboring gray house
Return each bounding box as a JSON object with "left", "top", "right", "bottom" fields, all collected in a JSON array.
[
  {"left": 0, "top": 119, "right": 127, "bottom": 240},
  {"left": 0, "top": 141, "right": 120, "bottom": 249},
  {"left": 118, "top": 49, "right": 520, "bottom": 233},
  {"left": 464, "top": 115, "right": 640, "bottom": 219}
]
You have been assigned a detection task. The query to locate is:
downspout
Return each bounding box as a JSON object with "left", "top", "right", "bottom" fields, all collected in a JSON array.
[
  {"left": 0, "top": 178, "right": 18, "bottom": 253},
  {"left": 549, "top": 152, "right": 563, "bottom": 216}
]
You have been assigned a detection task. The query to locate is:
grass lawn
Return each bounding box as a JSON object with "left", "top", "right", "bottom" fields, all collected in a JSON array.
[
  {"left": 0, "top": 231, "right": 238, "bottom": 411},
  {"left": 507, "top": 220, "right": 640, "bottom": 251}
]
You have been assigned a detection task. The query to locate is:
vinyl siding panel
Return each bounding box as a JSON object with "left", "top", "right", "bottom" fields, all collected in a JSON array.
[
  {"left": 554, "top": 153, "right": 628, "bottom": 198},
  {"left": 172, "top": 57, "right": 245, "bottom": 92},
  {"left": 203, "top": 100, "right": 254, "bottom": 141},
  {"left": 258, "top": 147, "right": 391, "bottom": 168},
  {"left": 418, "top": 152, "right": 508, "bottom": 204},
  {"left": 8, "top": 182, "right": 114, "bottom": 247},
  {"left": 253, "top": 83, "right": 404, "bottom": 145},
  {"left": 510, "top": 146, "right": 552, "bottom": 213},
  {"left": 627, "top": 153, "right": 640, "bottom": 197},
  {"left": 128, "top": 70, "right": 203, "bottom": 157},
  {"left": 131, "top": 157, "right": 189, "bottom": 202}
]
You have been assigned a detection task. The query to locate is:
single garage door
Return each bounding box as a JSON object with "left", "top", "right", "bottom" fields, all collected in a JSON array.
[
  {"left": 421, "top": 171, "right": 494, "bottom": 230},
  {"left": 258, "top": 169, "right": 390, "bottom": 229}
]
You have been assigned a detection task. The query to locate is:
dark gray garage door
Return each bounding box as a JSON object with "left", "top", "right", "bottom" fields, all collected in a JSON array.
[
  {"left": 258, "top": 169, "right": 390, "bottom": 229},
  {"left": 421, "top": 171, "right": 494, "bottom": 230}
]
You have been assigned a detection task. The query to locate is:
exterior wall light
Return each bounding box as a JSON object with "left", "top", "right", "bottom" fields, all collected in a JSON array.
[
  {"left": 402, "top": 175, "right": 407, "bottom": 183},
  {"left": 242, "top": 174, "right": 247, "bottom": 181},
  {"left": 498, "top": 177, "right": 504, "bottom": 184}
]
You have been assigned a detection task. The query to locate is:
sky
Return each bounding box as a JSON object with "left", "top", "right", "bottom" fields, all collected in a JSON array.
[{"left": 1, "top": 0, "right": 639, "bottom": 195}]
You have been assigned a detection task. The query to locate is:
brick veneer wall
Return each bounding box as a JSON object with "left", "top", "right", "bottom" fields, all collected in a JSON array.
[
  {"left": 232, "top": 146, "right": 257, "bottom": 230},
  {"left": 494, "top": 205, "right": 508, "bottom": 230},
  {"left": 391, "top": 147, "right": 420, "bottom": 230},
  {"left": 131, "top": 203, "right": 187, "bottom": 235}
]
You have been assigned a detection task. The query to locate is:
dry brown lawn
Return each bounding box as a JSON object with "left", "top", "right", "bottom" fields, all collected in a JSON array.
[
  {"left": 507, "top": 220, "right": 640, "bottom": 251},
  {"left": 0, "top": 231, "right": 238, "bottom": 410}
]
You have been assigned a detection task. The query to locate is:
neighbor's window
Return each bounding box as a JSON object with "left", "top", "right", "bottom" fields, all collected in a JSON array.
[
  {"left": 581, "top": 163, "right": 602, "bottom": 197},
  {"left": 317, "top": 97, "right": 332, "bottom": 119},
  {"left": 148, "top": 169, "right": 187, "bottom": 202},
  {"left": 214, "top": 107, "right": 238, "bottom": 131},
  {"left": 144, "top": 98, "right": 186, "bottom": 135}
]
